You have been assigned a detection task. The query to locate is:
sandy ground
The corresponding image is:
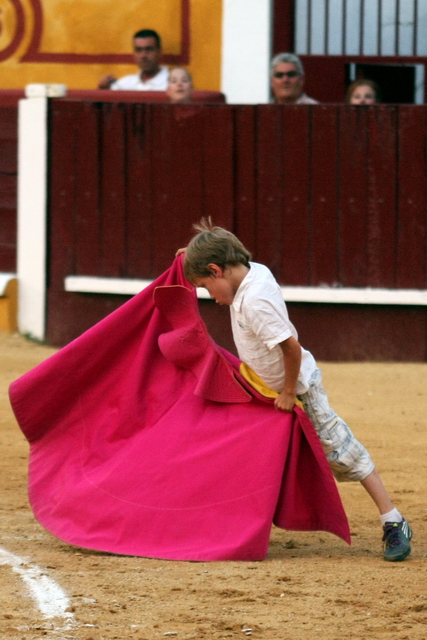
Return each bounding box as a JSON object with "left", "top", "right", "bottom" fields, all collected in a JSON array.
[{"left": 1, "top": 331, "right": 427, "bottom": 640}]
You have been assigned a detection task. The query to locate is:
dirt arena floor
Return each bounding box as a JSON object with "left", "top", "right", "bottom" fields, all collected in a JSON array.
[{"left": 1, "top": 332, "right": 426, "bottom": 640}]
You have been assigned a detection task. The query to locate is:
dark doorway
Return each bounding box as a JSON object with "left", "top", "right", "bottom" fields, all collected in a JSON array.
[{"left": 346, "top": 63, "right": 423, "bottom": 103}]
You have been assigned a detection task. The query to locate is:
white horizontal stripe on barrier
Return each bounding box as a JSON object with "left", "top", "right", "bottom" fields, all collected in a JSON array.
[
  {"left": 64, "top": 276, "right": 427, "bottom": 306},
  {"left": 65, "top": 276, "right": 152, "bottom": 296}
]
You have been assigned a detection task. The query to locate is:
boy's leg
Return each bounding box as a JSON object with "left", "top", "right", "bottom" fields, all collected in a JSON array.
[
  {"left": 361, "top": 468, "right": 413, "bottom": 562},
  {"left": 360, "top": 467, "right": 393, "bottom": 513},
  {"left": 298, "top": 368, "right": 413, "bottom": 561}
]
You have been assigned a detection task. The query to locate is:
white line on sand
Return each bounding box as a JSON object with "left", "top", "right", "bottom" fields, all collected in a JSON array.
[{"left": 0, "top": 546, "right": 74, "bottom": 624}]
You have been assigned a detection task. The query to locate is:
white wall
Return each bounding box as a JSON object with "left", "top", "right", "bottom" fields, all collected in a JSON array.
[
  {"left": 221, "top": 0, "right": 273, "bottom": 104},
  {"left": 17, "top": 96, "right": 48, "bottom": 341}
]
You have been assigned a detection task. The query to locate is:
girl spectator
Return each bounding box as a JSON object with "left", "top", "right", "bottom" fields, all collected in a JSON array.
[
  {"left": 166, "top": 67, "right": 193, "bottom": 104},
  {"left": 345, "top": 79, "right": 381, "bottom": 105}
]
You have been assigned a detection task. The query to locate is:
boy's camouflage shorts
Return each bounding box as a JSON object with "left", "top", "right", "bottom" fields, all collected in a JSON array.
[{"left": 298, "top": 368, "right": 375, "bottom": 482}]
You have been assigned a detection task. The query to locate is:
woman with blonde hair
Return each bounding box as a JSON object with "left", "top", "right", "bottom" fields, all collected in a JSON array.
[{"left": 166, "top": 67, "right": 193, "bottom": 104}]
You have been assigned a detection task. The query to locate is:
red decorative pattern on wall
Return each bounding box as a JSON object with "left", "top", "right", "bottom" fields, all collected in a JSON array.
[
  {"left": 0, "top": 0, "right": 26, "bottom": 62},
  {"left": 21, "top": 0, "right": 190, "bottom": 64}
]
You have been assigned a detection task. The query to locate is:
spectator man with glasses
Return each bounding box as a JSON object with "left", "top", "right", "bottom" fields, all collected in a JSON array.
[{"left": 271, "top": 53, "right": 319, "bottom": 104}]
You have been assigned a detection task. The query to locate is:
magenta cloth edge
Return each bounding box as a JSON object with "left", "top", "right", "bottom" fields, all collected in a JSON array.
[{"left": 9, "top": 256, "right": 350, "bottom": 560}]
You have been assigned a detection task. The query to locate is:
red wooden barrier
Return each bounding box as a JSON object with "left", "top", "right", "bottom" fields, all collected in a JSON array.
[
  {"left": 7, "top": 96, "right": 427, "bottom": 359},
  {"left": 0, "top": 99, "right": 20, "bottom": 272},
  {"left": 45, "top": 100, "right": 427, "bottom": 358},
  {"left": 0, "top": 90, "right": 224, "bottom": 275}
]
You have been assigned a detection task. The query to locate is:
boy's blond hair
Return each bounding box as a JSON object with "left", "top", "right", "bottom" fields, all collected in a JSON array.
[{"left": 184, "top": 218, "right": 251, "bottom": 283}]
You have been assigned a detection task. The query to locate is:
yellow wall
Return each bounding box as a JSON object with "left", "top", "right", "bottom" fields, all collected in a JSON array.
[{"left": 0, "top": 0, "right": 222, "bottom": 91}]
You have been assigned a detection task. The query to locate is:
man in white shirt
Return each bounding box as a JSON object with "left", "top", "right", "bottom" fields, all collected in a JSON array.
[
  {"left": 98, "top": 29, "right": 169, "bottom": 91},
  {"left": 271, "top": 52, "right": 318, "bottom": 104}
]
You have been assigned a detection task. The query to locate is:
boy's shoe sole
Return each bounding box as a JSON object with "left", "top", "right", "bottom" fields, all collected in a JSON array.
[{"left": 382, "top": 518, "right": 413, "bottom": 562}]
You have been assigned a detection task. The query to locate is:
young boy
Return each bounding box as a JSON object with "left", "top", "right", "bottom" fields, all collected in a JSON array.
[{"left": 182, "top": 219, "right": 413, "bottom": 562}]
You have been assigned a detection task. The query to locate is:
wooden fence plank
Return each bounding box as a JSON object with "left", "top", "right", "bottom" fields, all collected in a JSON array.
[
  {"left": 201, "top": 105, "right": 235, "bottom": 229},
  {"left": 310, "top": 105, "right": 339, "bottom": 286},
  {"left": 74, "top": 102, "right": 102, "bottom": 276},
  {"left": 48, "top": 100, "right": 80, "bottom": 290},
  {"left": 0, "top": 106, "right": 17, "bottom": 173},
  {"left": 0, "top": 174, "right": 16, "bottom": 209},
  {"left": 255, "top": 105, "right": 284, "bottom": 275},
  {"left": 0, "top": 208, "right": 15, "bottom": 244},
  {"left": 338, "top": 106, "right": 370, "bottom": 287},
  {"left": 396, "top": 105, "right": 427, "bottom": 289},
  {"left": 124, "top": 103, "right": 154, "bottom": 278},
  {"left": 0, "top": 208, "right": 16, "bottom": 271},
  {"left": 98, "top": 103, "right": 127, "bottom": 277},
  {"left": 366, "top": 106, "right": 398, "bottom": 288},
  {"left": 0, "top": 106, "right": 17, "bottom": 138},
  {"left": 233, "top": 106, "right": 257, "bottom": 255},
  {"left": 0, "top": 105, "right": 18, "bottom": 271},
  {"left": 0, "top": 140, "right": 17, "bottom": 174},
  {"left": 280, "top": 105, "right": 311, "bottom": 285},
  {"left": 150, "top": 104, "right": 205, "bottom": 275}
]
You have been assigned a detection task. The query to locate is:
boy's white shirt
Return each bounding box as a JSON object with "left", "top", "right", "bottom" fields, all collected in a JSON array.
[{"left": 230, "top": 262, "right": 317, "bottom": 394}]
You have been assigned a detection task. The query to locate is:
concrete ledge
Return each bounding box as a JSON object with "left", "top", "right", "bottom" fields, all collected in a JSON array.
[
  {"left": 0, "top": 273, "right": 18, "bottom": 333},
  {"left": 64, "top": 276, "right": 427, "bottom": 306}
]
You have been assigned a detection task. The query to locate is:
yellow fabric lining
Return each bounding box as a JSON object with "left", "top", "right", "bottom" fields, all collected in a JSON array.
[{"left": 239, "top": 362, "right": 304, "bottom": 409}]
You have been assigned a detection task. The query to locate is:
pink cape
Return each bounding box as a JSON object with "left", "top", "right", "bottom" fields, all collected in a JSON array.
[{"left": 9, "top": 257, "right": 350, "bottom": 561}]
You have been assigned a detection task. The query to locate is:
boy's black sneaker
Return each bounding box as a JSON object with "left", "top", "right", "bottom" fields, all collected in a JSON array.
[{"left": 382, "top": 518, "right": 413, "bottom": 562}]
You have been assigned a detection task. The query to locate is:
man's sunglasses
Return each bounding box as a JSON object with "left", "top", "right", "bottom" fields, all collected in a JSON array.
[{"left": 273, "top": 71, "right": 300, "bottom": 79}]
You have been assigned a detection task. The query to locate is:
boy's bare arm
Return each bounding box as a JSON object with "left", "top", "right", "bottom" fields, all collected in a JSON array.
[{"left": 275, "top": 336, "right": 302, "bottom": 412}]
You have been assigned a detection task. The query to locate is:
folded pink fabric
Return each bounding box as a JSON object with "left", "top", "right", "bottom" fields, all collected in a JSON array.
[{"left": 9, "top": 256, "right": 350, "bottom": 560}]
